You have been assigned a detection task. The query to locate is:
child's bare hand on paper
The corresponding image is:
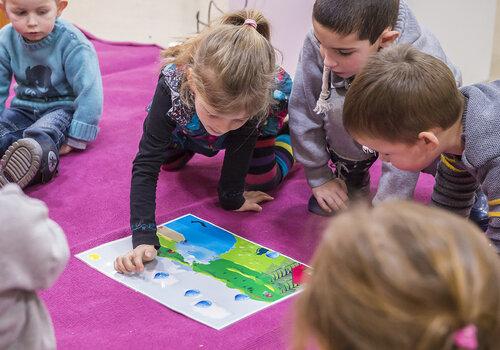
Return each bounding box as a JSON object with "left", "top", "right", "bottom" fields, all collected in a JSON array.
[
  {"left": 312, "top": 178, "right": 348, "bottom": 213},
  {"left": 235, "top": 191, "right": 274, "bottom": 212},
  {"left": 114, "top": 244, "right": 157, "bottom": 274}
]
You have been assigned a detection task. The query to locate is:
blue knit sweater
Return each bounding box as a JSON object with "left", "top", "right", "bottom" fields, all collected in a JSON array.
[{"left": 0, "top": 18, "right": 103, "bottom": 143}]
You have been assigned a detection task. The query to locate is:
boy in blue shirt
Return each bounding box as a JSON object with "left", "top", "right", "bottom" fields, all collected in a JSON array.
[{"left": 0, "top": 0, "right": 102, "bottom": 188}]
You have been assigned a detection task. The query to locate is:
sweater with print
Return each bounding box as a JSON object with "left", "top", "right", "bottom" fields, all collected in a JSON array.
[
  {"left": 131, "top": 65, "right": 291, "bottom": 248},
  {"left": 0, "top": 18, "right": 103, "bottom": 143}
]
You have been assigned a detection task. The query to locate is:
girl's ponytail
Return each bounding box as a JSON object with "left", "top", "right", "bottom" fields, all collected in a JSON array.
[
  {"left": 220, "top": 9, "right": 271, "bottom": 40},
  {"left": 161, "top": 9, "right": 276, "bottom": 122}
]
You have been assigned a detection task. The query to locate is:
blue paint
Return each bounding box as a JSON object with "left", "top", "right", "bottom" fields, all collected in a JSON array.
[
  {"left": 184, "top": 289, "right": 201, "bottom": 297},
  {"left": 176, "top": 242, "right": 218, "bottom": 264},
  {"left": 153, "top": 272, "right": 169, "bottom": 279},
  {"left": 265, "top": 251, "right": 279, "bottom": 259},
  {"left": 234, "top": 294, "right": 249, "bottom": 301},
  {"left": 195, "top": 300, "right": 212, "bottom": 308},
  {"left": 164, "top": 214, "right": 237, "bottom": 258},
  {"left": 256, "top": 248, "right": 269, "bottom": 255},
  {"left": 190, "top": 220, "right": 206, "bottom": 227}
]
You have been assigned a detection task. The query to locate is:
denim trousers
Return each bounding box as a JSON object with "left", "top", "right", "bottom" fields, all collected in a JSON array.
[{"left": 0, "top": 107, "right": 73, "bottom": 156}]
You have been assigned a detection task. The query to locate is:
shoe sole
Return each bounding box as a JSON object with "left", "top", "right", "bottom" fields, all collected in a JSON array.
[
  {"left": 0, "top": 139, "right": 42, "bottom": 189},
  {"left": 0, "top": 173, "right": 8, "bottom": 187}
]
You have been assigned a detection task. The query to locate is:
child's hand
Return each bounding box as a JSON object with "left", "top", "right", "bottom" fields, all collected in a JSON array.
[
  {"left": 59, "top": 144, "right": 73, "bottom": 155},
  {"left": 312, "top": 178, "right": 348, "bottom": 213},
  {"left": 235, "top": 191, "right": 274, "bottom": 212},
  {"left": 114, "top": 244, "right": 157, "bottom": 274}
]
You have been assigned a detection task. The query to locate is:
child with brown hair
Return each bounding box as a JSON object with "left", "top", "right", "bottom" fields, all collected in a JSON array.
[
  {"left": 294, "top": 201, "right": 500, "bottom": 350},
  {"left": 289, "top": 0, "right": 489, "bottom": 226},
  {"left": 343, "top": 44, "right": 500, "bottom": 252},
  {"left": 114, "top": 9, "right": 294, "bottom": 273}
]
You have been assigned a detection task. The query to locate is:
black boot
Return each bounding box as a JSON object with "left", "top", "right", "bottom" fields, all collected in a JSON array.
[
  {"left": 343, "top": 170, "right": 371, "bottom": 199},
  {"left": 31, "top": 137, "right": 59, "bottom": 185},
  {"left": 469, "top": 190, "right": 489, "bottom": 231}
]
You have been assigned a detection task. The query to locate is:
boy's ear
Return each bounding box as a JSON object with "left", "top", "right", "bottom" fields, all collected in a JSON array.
[
  {"left": 57, "top": 1, "right": 68, "bottom": 16},
  {"left": 417, "top": 131, "right": 440, "bottom": 151},
  {"left": 379, "top": 28, "right": 399, "bottom": 48}
]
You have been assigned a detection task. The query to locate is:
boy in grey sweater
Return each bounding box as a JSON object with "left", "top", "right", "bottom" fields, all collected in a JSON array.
[
  {"left": 343, "top": 44, "right": 500, "bottom": 252},
  {"left": 0, "top": 184, "right": 69, "bottom": 349},
  {"left": 289, "top": 0, "right": 468, "bottom": 216}
]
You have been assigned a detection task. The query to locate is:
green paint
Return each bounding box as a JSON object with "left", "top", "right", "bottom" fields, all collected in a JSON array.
[
  {"left": 157, "top": 233, "right": 176, "bottom": 250},
  {"left": 156, "top": 227, "right": 300, "bottom": 302},
  {"left": 193, "top": 259, "right": 282, "bottom": 302},
  {"left": 219, "top": 236, "right": 291, "bottom": 270},
  {"left": 158, "top": 246, "right": 186, "bottom": 264}
]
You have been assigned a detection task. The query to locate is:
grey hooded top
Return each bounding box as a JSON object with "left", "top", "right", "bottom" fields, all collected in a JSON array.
[{"left": 289, "top": 0, "right": 461, "bottom": 202}]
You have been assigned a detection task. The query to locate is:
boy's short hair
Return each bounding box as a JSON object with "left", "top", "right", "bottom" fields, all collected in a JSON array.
[
  {"left": 343, "top": 44, "right": 463, "bottom": 143},
  {"left": 313, "top": 0, "right": 400, "bottom": 44}
]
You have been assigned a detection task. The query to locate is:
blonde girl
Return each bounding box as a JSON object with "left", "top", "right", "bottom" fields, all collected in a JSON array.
[
  {"left": 115, "top": 9, "right": 294, "bottom": 273},
  {"left": 295, "top": 201, "right": 500, "bottom": 350}
]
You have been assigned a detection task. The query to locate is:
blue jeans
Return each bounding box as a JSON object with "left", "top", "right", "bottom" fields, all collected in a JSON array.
[{"left": 0, "top": 107, "right": 73, "bottom": 156}]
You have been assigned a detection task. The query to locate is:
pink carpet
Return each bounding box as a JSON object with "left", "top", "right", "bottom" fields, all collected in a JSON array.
[{"left": 27, "top": 32, "right": 435, "bottom": 349}]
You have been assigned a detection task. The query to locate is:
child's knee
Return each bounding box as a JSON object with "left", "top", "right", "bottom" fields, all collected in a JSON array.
[
  {"left": 161, "top": 150, "right": 194, "bottom": 171},
  {"left": 245, "top": 164, "right": 281, "bottom": 191}
]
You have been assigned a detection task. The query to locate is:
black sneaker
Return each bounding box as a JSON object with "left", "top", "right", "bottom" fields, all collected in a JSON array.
[
  {"left": 307, "top": 195, "right": 335, "bottom": 217},
  {"left": 0, "top": 138, "right": 42, "bottom": 189},
  {"left": 470, "top": 190, "right": 489, "bottom": 232},
  {"left": 344, "top": 171, "right": 371, "bottom": 199},
  {"left": 307, "top": 173, "right": 371, "bottom": 217}
]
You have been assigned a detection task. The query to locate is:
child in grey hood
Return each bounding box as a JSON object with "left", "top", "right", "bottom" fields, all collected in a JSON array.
[{"left": 288, "top": 0, "right": 491, "bottom": 221}]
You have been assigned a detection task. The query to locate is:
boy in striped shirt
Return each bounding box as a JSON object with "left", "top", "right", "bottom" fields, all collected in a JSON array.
[{"left": 343, "top": 44, "right": 500, "bottom": 252}]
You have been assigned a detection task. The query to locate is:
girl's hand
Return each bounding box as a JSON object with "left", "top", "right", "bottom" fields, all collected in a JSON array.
[
  {"left": 235, "top": 191, "right": 274, "bottom": 212},
  {"left": 114, "top": 244, "right": 157, "bottom": 274},
  {"left": 59, "top": 144, "right": 74, "bottom": 155}
]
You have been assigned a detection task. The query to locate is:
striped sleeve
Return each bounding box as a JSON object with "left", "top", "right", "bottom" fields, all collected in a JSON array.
[{"left": 431, "top": 154, "right": 478, "bottom": 216}]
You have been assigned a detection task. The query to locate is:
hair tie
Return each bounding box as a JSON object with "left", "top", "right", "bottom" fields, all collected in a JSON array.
[
  {"left": 243, "top": 19, "right": 257, "bottom": 29},
  {"left": 453, "top": 324, "right": 478, "bottom": 350}
]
